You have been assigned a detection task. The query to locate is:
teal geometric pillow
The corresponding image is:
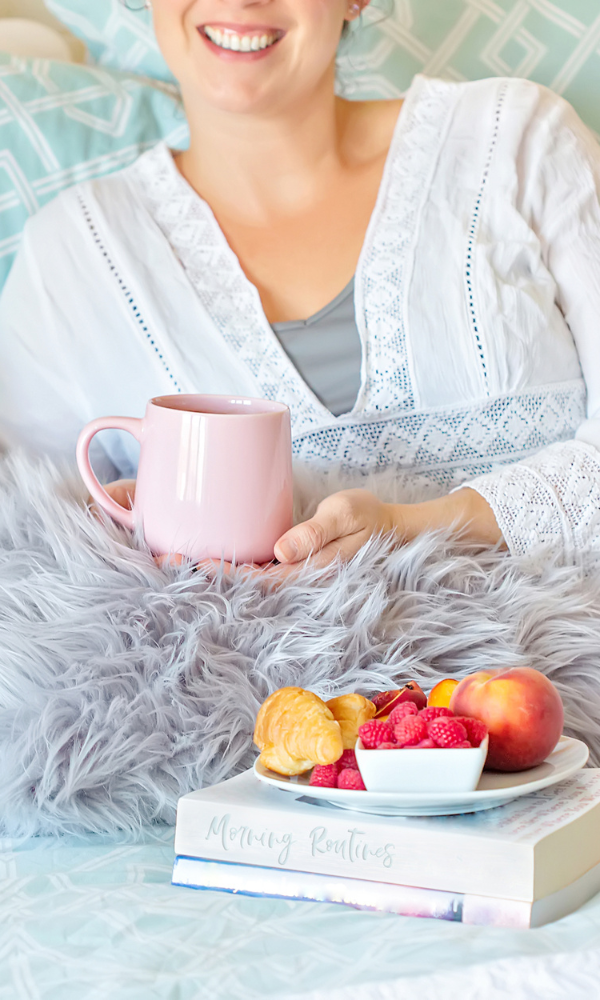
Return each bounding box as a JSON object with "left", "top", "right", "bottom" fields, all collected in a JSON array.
[
  {"left": 0, "top": 55, "right": 187, "bottom": 291},
  {"left": 340, "top": 0, "right": 600, "bottom": 135},
  {"left": 45, "top": 0, "right": 600, "bottom": 134},
  {"left": 44, "top": 0, "right": 176, "bottom": 84}
]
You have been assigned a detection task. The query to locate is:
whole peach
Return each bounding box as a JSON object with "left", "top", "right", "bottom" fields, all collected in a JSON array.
[{"left": 449, "top": 667, "right": 564, "bottom": 771}]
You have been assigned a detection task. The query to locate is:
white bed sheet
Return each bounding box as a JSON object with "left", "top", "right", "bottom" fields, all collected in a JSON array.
[{"left": 3, "top": 826, "right": 600, "bottom": 1000}]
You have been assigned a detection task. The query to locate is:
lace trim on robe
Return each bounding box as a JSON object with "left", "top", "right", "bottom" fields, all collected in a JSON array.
[{"left": 467, "top": 439, "right": 600, "bottom": 565}]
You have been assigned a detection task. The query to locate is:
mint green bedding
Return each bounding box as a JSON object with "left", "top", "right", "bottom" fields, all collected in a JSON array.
[{"left": 4, "top": 828, "right": 600, "bottom": 999}]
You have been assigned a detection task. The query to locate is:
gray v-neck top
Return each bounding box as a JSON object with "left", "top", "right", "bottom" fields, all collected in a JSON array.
[{"left": 270, "top": 277, "right": 361, "bottom": 416}]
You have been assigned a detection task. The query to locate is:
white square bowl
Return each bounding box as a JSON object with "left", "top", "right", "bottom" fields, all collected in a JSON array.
[{"left": 355, "top": 735, "right": 489, "bottom": 793}]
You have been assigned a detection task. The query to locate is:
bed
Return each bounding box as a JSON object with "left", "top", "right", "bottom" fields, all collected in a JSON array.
[
  {"left": 5, "top": 825, "right": 600, "bottom": 1000},
  {"left": 2, "top": 4, "right": 600, "bottom": 997}
]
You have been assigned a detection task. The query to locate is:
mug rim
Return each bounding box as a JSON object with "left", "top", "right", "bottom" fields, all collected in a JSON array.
[{"left": 149, "top": 393, "right": 290, "bottom": 417}]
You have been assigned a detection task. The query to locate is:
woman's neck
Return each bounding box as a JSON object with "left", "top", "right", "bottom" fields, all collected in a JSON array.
[{"left": 176, "top": 77, "right": 358, "bottom": 226}]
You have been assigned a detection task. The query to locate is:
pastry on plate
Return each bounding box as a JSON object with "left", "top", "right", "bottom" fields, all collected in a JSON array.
[
  {"left": 254, "top": 686, "right": 344, "bottom": 776},
  {"left": 326, "top": 693, "right": 376, "bottom": 749}
]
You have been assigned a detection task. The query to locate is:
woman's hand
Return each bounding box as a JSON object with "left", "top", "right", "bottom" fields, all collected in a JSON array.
[
  {"left": 273, "top": 490, "right": 397, "bottom": 570},
  {"left": 96, "top": 481, "right": 504, "bottom": 577},
  {"left": 271, "top": 487, "right": 505, "bottom": 575},
  {"left": 102, "top": 479, "right": 136, "bottom": 510}
]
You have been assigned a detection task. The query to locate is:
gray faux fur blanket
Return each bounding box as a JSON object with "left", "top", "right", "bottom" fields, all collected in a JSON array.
[{"left": 1, "top": 454, "right": 600, "bottom": 838}]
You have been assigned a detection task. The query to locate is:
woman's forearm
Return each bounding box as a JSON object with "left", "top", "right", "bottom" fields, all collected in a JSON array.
[{"left": 389, "top": 487, "right": 506, "bottom": 548}]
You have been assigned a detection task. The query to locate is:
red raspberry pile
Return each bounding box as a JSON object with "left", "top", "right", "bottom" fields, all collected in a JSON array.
[
  {"left": 309, "top": 748, "right": 366, "bottom": 790},
  {"left": 358, "top": 709, "right": 487, "bottom": 750}
]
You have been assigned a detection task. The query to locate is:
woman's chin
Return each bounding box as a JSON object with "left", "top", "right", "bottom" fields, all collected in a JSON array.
[{"left": 183, "top": 77, "right": 292, "bottom": 118}]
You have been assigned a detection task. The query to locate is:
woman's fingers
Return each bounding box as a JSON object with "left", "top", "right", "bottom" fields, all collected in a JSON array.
[
  {"left": 267, "top": 529, "right": 370, "bottom": 578},
  {"left": 192, "top": 558, "right": 267, "bottom": 579},
  {"left": 155, "top": 552, "right": 184, "bottom": 568},
  {"left": 101, "top": 478, "right": 136, "bottom": 510},
  {"left": 274, "top": 493, "right": 358, "bottom": 563},
  {"left": 89, "top": 478, "right": 136, "bottom": 518}
]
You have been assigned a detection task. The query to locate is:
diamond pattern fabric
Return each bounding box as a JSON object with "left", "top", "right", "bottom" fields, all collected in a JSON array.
[
  {"left": 342, "top": 0, "right": 600, "bottom": 134},
  {"left": 45, "top": 0, "right": 177, "bottom": 83},
  {"left": 0, "top": 54, "right": 187, "bottom": 291}
]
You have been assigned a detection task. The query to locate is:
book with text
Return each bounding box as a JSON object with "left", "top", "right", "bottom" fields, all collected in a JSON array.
[{"left": 174, "top": 768, "right": 600, "bottom": 901}]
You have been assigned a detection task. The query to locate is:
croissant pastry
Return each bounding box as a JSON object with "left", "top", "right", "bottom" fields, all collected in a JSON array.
[
  {"left": 326, "top": 694, "right": 376, "bottom": 749},
  {"left": 254, "top": 687, "right": 344, "bottom": 776}
]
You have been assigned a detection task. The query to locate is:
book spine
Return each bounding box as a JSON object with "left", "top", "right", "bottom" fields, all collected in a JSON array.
[
  {"left": 174, "top": 796, "right": 529, "bottom": 899},
  {"left": 172, "top": 856, "right": 534, "bottom": 928}
]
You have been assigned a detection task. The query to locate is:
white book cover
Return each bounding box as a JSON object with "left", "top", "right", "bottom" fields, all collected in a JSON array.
[
  {"left": 174, "top": 768, "right": 600, "bottom": 901},
  {"left": 172, "top": 854, "right": 600, "bottom": 929}
]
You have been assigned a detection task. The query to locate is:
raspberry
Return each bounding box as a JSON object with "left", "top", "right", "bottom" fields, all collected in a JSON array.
[
  {"left": 415, "top": 738, "right": 437, "bottom": 748},
  {"left": 309, "top": 764, "right": 339, "bottom": 787},
  {"left": 394, "top": 715, "right": 428, "bottom": 747},
  {"left": 427, "top": 718, "right": 468, "bottom": 748},
  {"left": 337, "top": 749, "right": 359, "bottom": 770},
  {"left": 453, "top": 717, "right": 488, "bottom": 747},
  {"left": 378, "top": 742, "right": 398, "bottom": 749},
  {"left": 452, "top": 741, "right": 473, "bottom": 749},
  {"left": 388, "top": 702, "right": 419, "bottom": 725},
  {"left": 337, "top": 768, "right": 366, "bottom": 790},
  {"left": 358, "top": 719, "right": 394, "bottom": 749},
  {"left": 419, "top": 706, "right": 454, "bottom": 723}
]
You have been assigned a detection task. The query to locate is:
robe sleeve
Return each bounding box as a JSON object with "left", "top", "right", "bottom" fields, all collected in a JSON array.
[
  {"left": 0, "top": 211, "right": 122, "bottom": 482},
  {"left": 462, "top": 93, "right": 600, "bottom": 565}
]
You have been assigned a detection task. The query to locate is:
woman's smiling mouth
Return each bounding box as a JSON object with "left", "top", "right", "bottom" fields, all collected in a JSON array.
[{"left": 199, "top": 25, "right": 285, "bottom": 57}]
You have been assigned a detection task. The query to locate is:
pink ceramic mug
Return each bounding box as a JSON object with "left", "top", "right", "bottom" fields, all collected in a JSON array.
[{"left": 76, "top": 394, "right": 294, "bottom": 564}]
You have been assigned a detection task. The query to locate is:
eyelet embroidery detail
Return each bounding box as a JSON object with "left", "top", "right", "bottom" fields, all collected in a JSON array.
[
  {"left": 357, "top": 76, "right": 456, "bottom": 414},
  {"left": 77, "top": 192, "right": 182, "bottom": 391},
  {"left": 465, "top": 81, "right": 508, "bottom": 394},
  {"left": 468, "top": 439, "right": 600, "bottom": 566},
  {"left": 292, "top": 380, "right": 586, "bottom": 493},
  {"left": 133, "top": 148, "right": 329, "bottom": 437}
]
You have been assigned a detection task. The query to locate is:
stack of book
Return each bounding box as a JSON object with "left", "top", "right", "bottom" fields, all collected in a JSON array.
[{"left": 172, "top": 768, "right": 600, "bottom": 927}]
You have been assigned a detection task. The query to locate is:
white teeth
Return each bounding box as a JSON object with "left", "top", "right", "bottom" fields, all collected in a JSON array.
[{"left": 204, "top": 26, "right": 279, "bottom": 52}]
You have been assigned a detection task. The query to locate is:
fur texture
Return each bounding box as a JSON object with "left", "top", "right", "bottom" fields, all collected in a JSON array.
[{"left": 1, "top": 454, "right": 600, "bottom": 838}]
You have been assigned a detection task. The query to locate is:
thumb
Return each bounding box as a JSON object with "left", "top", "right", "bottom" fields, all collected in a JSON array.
[{"left": 274, "top": 501, "right": 347, "bottom": 563}]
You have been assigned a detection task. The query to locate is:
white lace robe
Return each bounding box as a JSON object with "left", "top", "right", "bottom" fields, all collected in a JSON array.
[{"left": 0, "top": 74, "right": 599, "bottom": 566}]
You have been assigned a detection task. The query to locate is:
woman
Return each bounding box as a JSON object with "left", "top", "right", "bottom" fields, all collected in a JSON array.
[{"left": 0, "top": 0, "right": 599, "bottom": 570}]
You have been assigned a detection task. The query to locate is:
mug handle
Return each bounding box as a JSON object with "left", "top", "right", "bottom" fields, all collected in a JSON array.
[{"left": 76, "top": 416, "right": 143, "bottom": 531}]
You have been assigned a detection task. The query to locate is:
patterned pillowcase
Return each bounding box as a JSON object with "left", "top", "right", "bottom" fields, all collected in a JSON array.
[
  {"left": 44, "top": 0, "right": 177, "bottom": 84},
  {"left": 0, "top": 54, "right": 187, "bottom": 291},
  {"left": 45, "top": 0, "right": 600, "bottom": 133},
  {"left": 340, "top": 0, "right": 600, "bottom": 134}
]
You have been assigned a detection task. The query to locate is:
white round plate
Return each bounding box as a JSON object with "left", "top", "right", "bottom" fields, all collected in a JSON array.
[{"left": 253, "top": 736, "right": 589, "bottom": 816}]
